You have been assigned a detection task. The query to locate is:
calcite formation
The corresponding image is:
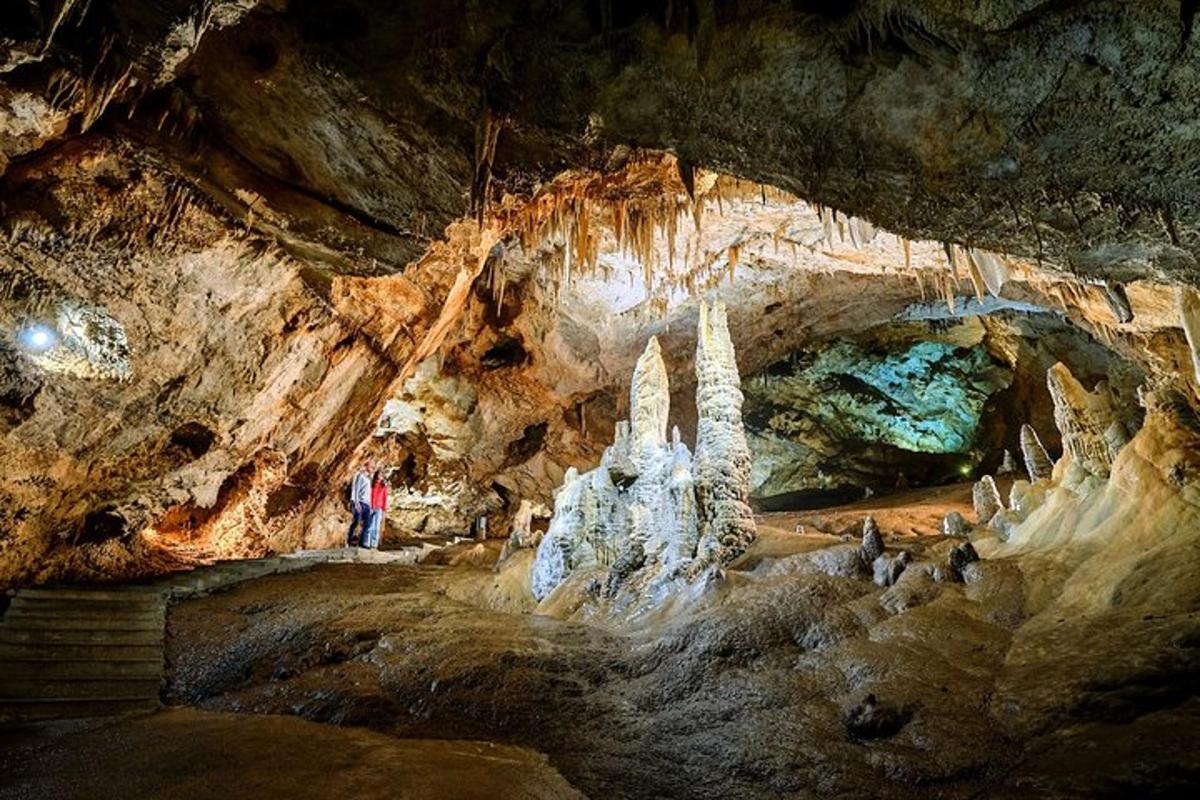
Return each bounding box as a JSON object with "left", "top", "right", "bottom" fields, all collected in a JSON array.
[
  {"left": 1047, "top": 362, "right": 1126, "bottom": 479},
  {"left": 972, "top": 476, "right": 1004, "bottom": 524},
  {"left": 860, "top": 517, "right": 885, "bottom": 563},
  {"left": 692, "top": 301, "right": 757, "bottom": 566},
  {"left": 532, "top": 302, "right": 754, "bottom": 602},
  {"left": 941, "top": 511, "right": 968, "bottom": 537},
  {"left": 1019, "top": 423, "right": 1054, "bottom": 482},
  {"left": 1179, "top": 287, "right": 1200, "bottom": 400}
]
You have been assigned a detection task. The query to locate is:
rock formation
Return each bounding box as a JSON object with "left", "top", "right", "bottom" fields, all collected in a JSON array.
[
  {"left": 873, "top": 551, "right": 910, "bottom": 588},
  {"left": 1179, "top": 287, "right": 1200, "bottom": 401},
  {"left": 1019, "top": 424, "right": 1054, "bottom": 482},
  {"left": 532, "top": 301, "right": 754, "bottom": 602},
  {"left": 972, "top": 476, "right": 1004, "bottom": 524},
  {"left": 693, "top": 301, "right": 757, "bottom": 566},
  {"left": 941, "top": 511, "right": 969, "bottom": 537},
  {"left": 1047, "top": 362, "right": 1125, "bottom": 479},
  {"left": 948, "top": 542, "right": 980, "bottom": 582},
  {"left": 860, "top": 517, "right": 884, "bottom": 563}
]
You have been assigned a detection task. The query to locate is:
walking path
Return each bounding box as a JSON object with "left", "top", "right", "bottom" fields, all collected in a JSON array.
[{"left": 0, "top": 546, "right": 429, "bottom": 722}]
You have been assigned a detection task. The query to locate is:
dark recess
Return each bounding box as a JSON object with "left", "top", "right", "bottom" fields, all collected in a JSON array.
[
  {"left": 482, "top": 336, "right": 528, "bottom": 368},
  {"left": 505, "top": 422, "right": 548, "bottom": 466},
  {"left": 168, "top": 422, "right": 217, "bottom": 459},
  {"left": 76, "top": 507, "right": 130, "bottom": 545}
]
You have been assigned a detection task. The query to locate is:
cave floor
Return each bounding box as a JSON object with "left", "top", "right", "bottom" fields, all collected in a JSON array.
[
  {"left": 756, "top": 478, "right": 1013, "bottom": 538},
  {"left": 5, "top": 483, "right": 1200, "bottom": 800},
  {"left": 0, "top": 707, "right": 581, "bottom": 799}
]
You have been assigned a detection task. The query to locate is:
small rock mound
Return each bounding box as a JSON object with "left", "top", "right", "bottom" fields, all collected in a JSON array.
[
  {"left": 941, "top": 511, "right": 968, "bottom": 536},
  {"left": 844, "top": 693, "right": 911, "bottom": 740},
  {"left": 948, "top": 541, "right": 980, "bottom": 582}
]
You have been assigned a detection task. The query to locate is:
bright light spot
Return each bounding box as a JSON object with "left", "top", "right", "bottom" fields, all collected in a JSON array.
[
  {"left": 18, "top": 324, "right": 58, "bottom": 353},
  {"left": 959, "top": 464, "right": 973, "bottom": 476}
]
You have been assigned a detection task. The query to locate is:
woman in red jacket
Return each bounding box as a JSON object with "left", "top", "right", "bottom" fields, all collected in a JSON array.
[{"left": 366, "top": 470, "right": 388, "bottom": 549}]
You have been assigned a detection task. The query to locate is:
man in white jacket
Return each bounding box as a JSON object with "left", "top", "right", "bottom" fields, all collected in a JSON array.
[{"left": 346, "top": 461, "right": 373, "bottom": 547}]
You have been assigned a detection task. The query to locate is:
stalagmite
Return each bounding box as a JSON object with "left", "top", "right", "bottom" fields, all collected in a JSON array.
[
  {"left": 941, "top": 511, "right": 968, "bottom": 536},
  {"left": 998, "top": 449, "right": 1018, "bottom": 474},
  {"left": 972, "top": 475, "right": 1003, "bottom": 524},
  {"left": 860, "top": 516, "right": 884, "bottom": 563},
  {"left": 629, "top": 337, "right": 670, "bottom": 468},
  {"left": 1047, "top": 362, "right": 1122, "bottom": 478},
  {"left": 1019, "top": 424, "right": 1054, "bottom": 482},
  {"left": 693, "top": 300, "right": 757, "bottom": 566}
]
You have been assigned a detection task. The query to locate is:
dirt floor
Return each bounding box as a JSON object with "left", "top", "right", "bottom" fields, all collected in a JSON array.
[
  {"left": 151, "top": 480, "right": 1200, "bottom": 799},
  {"left": 0, "top": 708, "right": 581, "bottom": 799},
  {"left": 757, "top": 479, "right": 1014, "bottom": 538}
]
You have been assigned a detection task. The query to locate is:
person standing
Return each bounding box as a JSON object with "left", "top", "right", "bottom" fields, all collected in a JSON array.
[
  {"left": 366, "top": 469, "right": 388, "bottom": 549},
  {"left": 346, "top": 461, "right": 373, "bottom": 547}
]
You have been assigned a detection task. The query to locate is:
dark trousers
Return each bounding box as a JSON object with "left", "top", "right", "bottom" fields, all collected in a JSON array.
[{"left": 346, "top": 502, "right": 371, "bottom": 546}]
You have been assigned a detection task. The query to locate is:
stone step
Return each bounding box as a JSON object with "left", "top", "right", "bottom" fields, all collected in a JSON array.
[
  {"left": 0, "top": 627, "right": 162, "bottom": 646},
  {"left": 10, "top": 596, "right": 164, "bottom": 613},
  {"left": 0, "top": 677, "right": 161, "bottom": 699},
  {"left": 0, "top": 696, "right": 159, "bottom": 721},
  {"left": 15, "top": 588, "right": 161, "bottom": 602},
  {"left": 0, "top": 658, "right": 162, "bottom": 679},
  {"left": 0, "top": 642, "right": 162, "bottom": 660},
  {"left": 1, "top": 614, "right": 164, "bottom": 633},
  {"left": 1, "top": 615, "right": 162, "bottom": 631}
]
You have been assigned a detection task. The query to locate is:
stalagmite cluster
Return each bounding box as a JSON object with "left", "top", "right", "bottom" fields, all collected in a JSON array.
[{"left": 532, "top": 301, "right": 755, "bottom": 602}]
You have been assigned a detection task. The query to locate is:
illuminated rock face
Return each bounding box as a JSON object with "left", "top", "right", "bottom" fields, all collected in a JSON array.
[
  {"left": 532, "top": 302, "right": 754, "bottom": 602},
  {"left": 1047, "top": 362, "right": 1125, "bottom": 479},
  {"left": 745, "top": 334, "right": 1012, "bottom": 501}
]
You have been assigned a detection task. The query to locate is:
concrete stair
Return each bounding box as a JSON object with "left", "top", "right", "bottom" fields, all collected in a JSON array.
[{"left": 0, "top": 587, "right": 165, "bottom": 722}]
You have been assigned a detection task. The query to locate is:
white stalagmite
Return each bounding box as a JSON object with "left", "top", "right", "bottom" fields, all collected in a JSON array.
[
  {"left": 531, "top": 300, "right": 756, "bottom": 602},
  {"left": 629, "top": 336, "right": 670, "bottom": 468},
  {"left": 693, "top": 300, "right": 757, "bottom": 565},
  {"left": 972, "top": 475, "right": 1004, "bottom": 524},
  {"left": 1019, "top": 424, "right": 1054, "bottom": 482}
]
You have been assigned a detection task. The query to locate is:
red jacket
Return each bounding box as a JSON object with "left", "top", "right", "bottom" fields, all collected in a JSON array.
[{"left": 370, "top": 482, "right": 388, "bottom": 512}]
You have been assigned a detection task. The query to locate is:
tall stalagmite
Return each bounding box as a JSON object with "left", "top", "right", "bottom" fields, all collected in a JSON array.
[
  {"left": 1019, "top": 424, "right": 1054, "bottom": 482},
  {"left": 693, "top": 301, "right": 756, "bottom": 565}
]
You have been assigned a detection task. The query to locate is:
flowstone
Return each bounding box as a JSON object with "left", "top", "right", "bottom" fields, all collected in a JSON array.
[
  {"left": 1047, "top": 362, "right": 1126, "bottom": 479},
  {"left": 532, "top": 301, "right": 755, "bottom": 602}
]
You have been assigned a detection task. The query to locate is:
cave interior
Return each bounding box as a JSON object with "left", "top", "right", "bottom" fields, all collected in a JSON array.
[{"left": 2, "top": 2, "right": 1200, "bottom": 799}]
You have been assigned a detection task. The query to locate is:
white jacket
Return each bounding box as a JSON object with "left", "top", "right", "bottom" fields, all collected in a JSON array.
[{"left": 351, "top": 471, "right": 371, "bottom": 506}]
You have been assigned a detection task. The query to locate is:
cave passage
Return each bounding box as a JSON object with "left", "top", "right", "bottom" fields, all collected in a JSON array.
[{"left": 2, "top": 2, "right": 1200, "bottom": 799}]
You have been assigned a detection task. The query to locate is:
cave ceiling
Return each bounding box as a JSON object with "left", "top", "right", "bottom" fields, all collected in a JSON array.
[{"left": 4, "top": 1, "right": 1200, "bottom": 281}]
